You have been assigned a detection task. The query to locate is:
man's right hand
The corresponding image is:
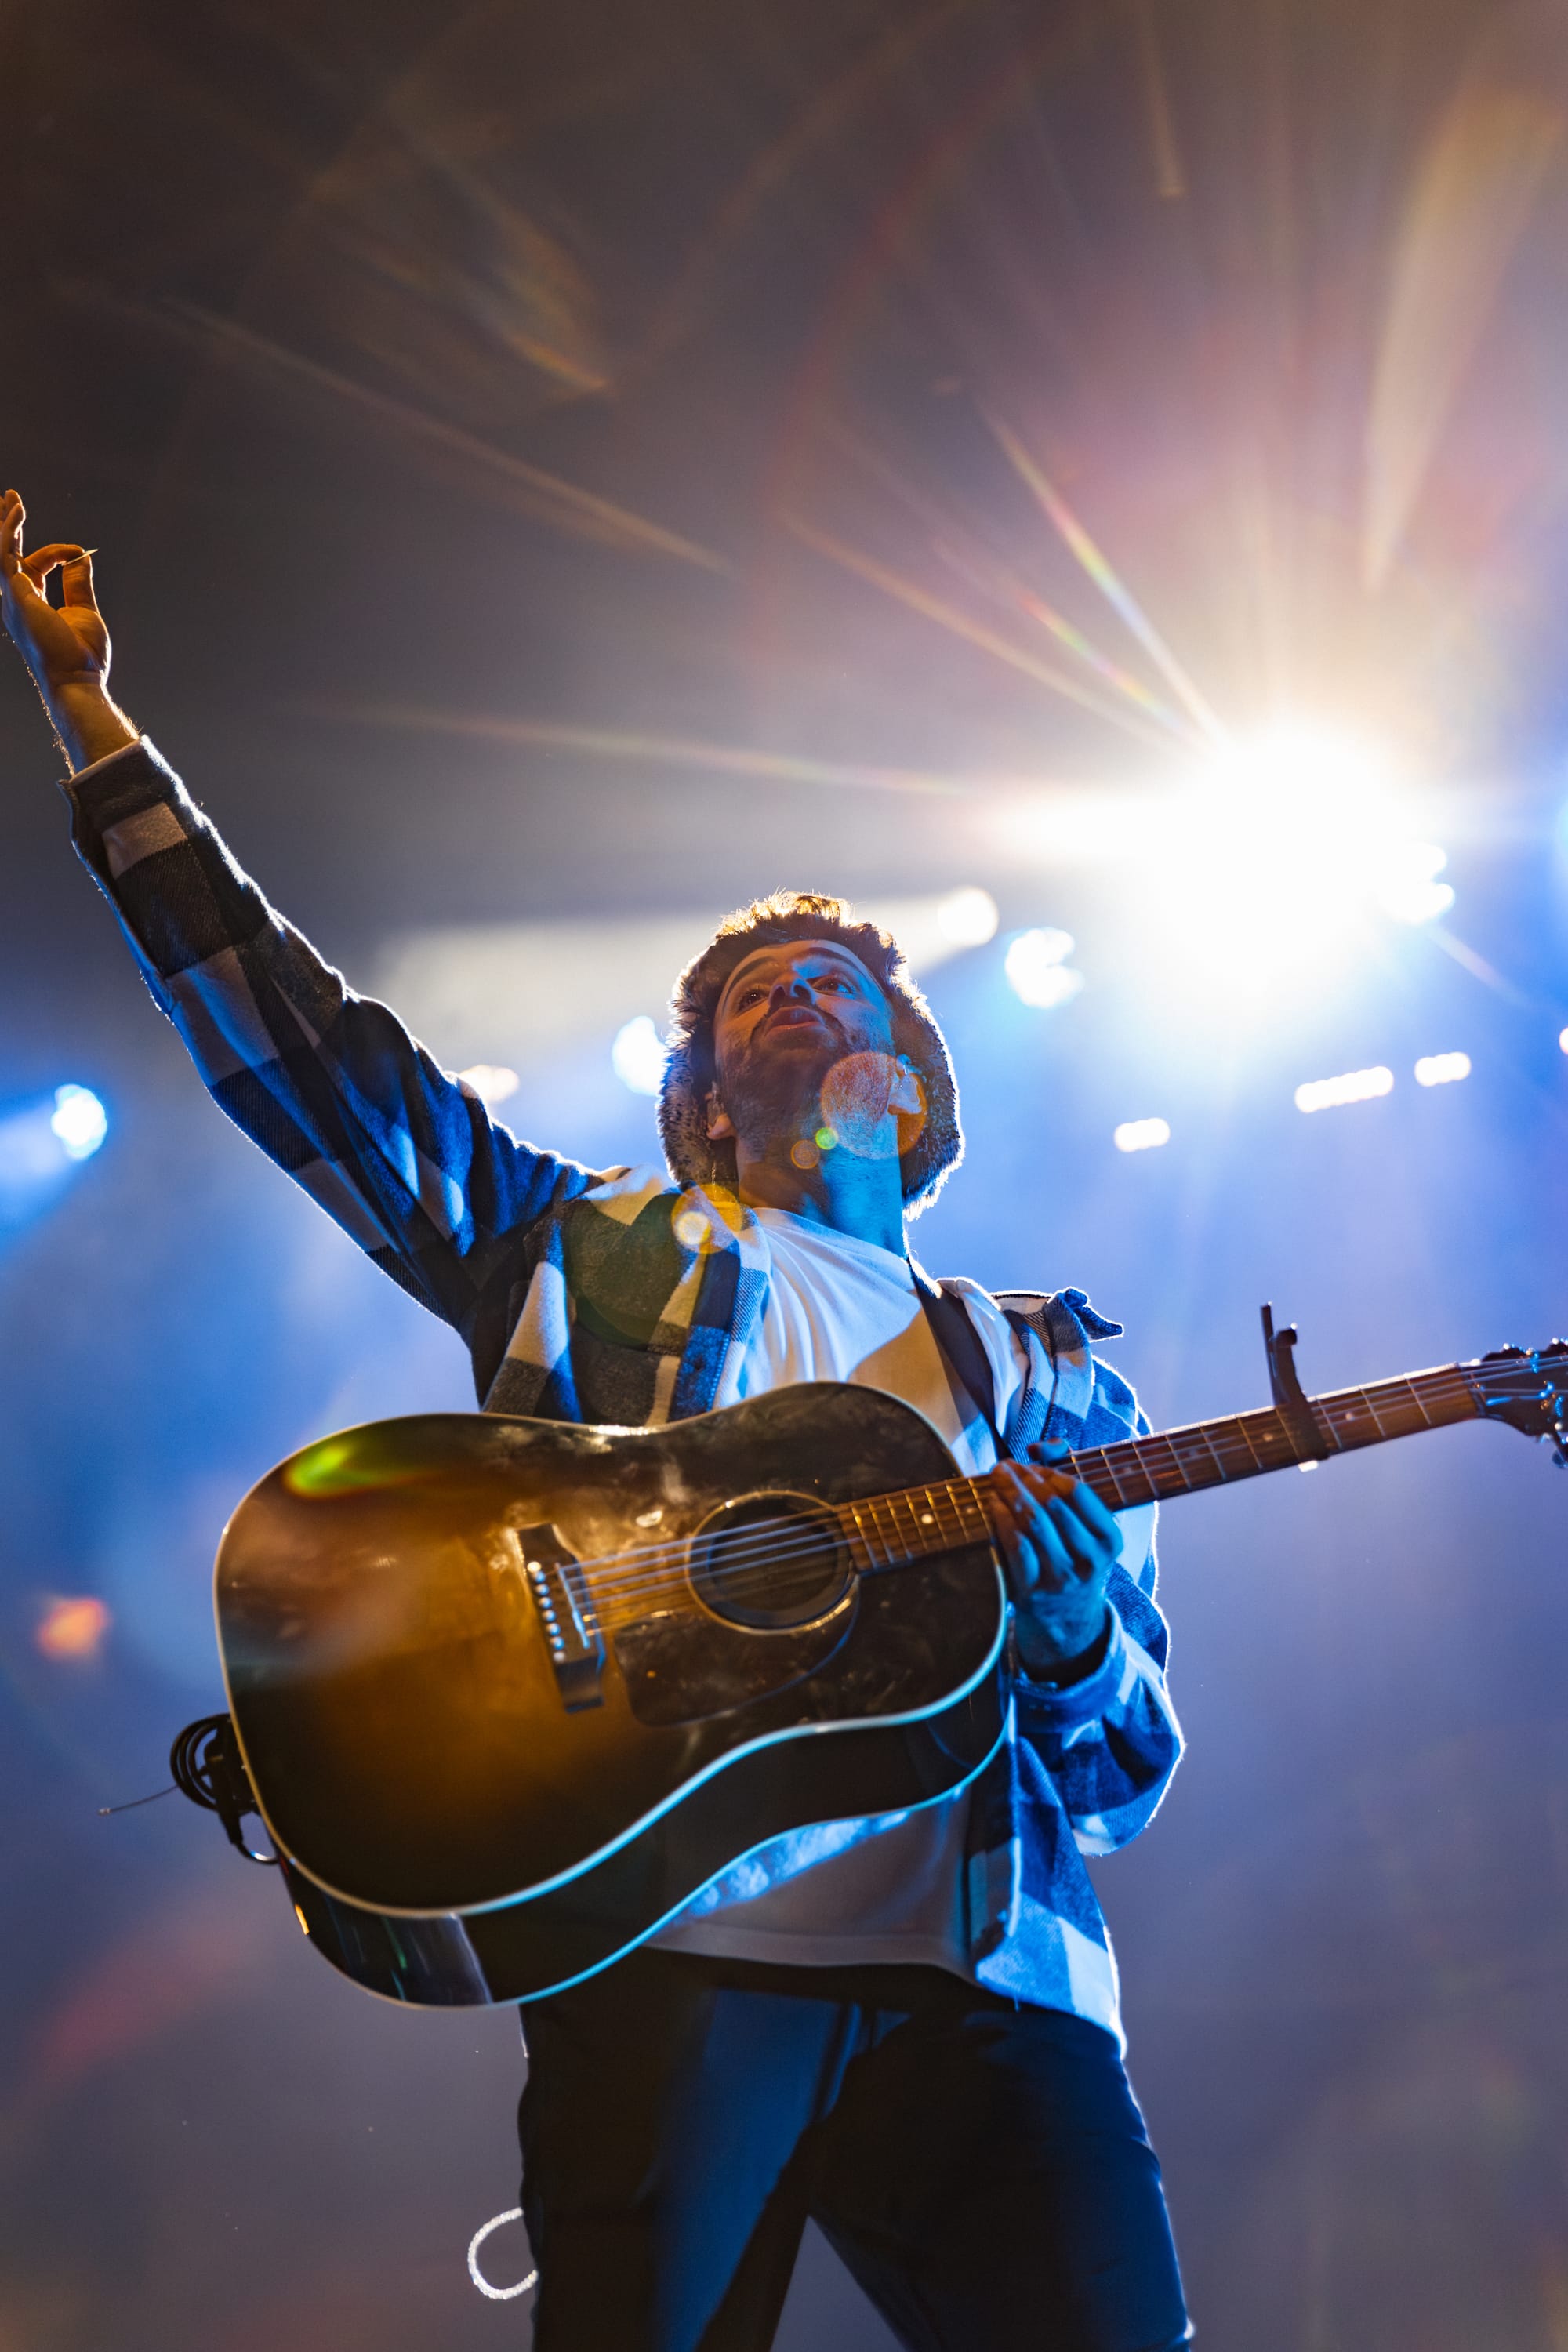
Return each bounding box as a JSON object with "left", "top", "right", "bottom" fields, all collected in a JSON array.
[{"left": 1, "top": 488, "right": 138, "bottom": 771}]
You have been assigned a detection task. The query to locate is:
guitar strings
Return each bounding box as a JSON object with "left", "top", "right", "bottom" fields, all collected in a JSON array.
[
  {"left": 557, "top": 1364, "right": 1494, "bottom": 1615},
  {"left": 586, "top": 1358, "right": 1537, "bottom": 1615},
  {"left": 579, "top": 1493, "right": 990, "bottom": 1624},
  {"left": 538, "top": 1364, "right": 1500, "bottom": 1623}
]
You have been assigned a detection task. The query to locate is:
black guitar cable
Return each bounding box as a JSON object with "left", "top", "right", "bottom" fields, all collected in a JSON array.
[{"left": 169, "top": 1713, "right": 278, "bottom": 1865}]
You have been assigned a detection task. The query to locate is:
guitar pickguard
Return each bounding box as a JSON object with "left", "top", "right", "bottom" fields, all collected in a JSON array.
[{"left": 613, "top": 1584, "right": 856, "bottom": 1728}]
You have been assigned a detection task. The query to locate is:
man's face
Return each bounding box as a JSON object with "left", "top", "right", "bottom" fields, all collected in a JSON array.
[{"left": 709, "top": 938, "right": 905, "bottom": 1148}]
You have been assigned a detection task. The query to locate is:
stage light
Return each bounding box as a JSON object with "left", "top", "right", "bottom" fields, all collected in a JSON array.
[
  {"left": 35, "top": 1595, "right": 111, "bottom": 1661},
  {"left": 457, "top": 1063, "right": 520, "bottom": 1107},
  {"left": 1114, "top": 1117, "right": 1171, "bottom": 1152},
  {"left": 1037, "top": 720, "right": 1463, "bottom": 1013},
  {"left": 1294, "top": 1065, "right": 1395, "bottom": 1112},
  {"left": 1377, "top": 844, "right": 1454, "bottom": 927},
  {"left": 0, "top": 1084, "right": 111, "bottom": 1232},
  {"left": 935, "top": 887, "right": 1000, "bottom": 946},
  {"left": 1414, "top": 1051, "right": 1471, "bottom": 1087},
  {"left": 612, "top": 1015, "right": 667, "bottom": 1095},
  {"left": 49, "top": 1084, "right": 107, "bottom": 1160},
  {"left": 1560, "top": 1025, "right": 1568, "bottom": 1054},
  {"left": 1005, "top": 929, "right": 1084, "bottom": 1009}
]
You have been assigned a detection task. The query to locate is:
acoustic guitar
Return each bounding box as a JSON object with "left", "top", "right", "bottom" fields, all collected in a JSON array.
[{"left": 194, "top": 1315, "right": 1566, "bottom": 2008}]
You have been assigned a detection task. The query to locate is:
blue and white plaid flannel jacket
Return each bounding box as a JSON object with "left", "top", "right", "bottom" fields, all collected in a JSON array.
[{"left": 67, "top": 738, "right": 1183, "bottom": 2046}]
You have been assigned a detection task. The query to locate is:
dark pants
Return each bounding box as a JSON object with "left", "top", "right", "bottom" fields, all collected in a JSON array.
[{"left": 518, "top": 1950, "right": 1191, "bottom": 2352}]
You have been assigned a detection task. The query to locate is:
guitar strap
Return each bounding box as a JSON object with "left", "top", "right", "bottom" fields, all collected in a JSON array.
[{"left": 912, "top": 1269, "right": 1013, "bottom": 1462}]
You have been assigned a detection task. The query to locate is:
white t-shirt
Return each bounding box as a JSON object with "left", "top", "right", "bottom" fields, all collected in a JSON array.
[{"left": 651, "top": 1207, "right": 1029, "bottom": 1974}]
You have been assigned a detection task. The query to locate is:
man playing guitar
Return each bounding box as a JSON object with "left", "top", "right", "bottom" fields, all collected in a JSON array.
[{"left": 2, "top": 487, "right": 1191, "bottom": 2351}]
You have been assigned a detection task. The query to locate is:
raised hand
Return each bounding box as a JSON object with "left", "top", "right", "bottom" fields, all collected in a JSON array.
[
  {"left": 985, "top": 1438, "right": 1122, "bottom": 1682},
  {"left": 1, "top": 488, "right": 136, "bottom": 770}
]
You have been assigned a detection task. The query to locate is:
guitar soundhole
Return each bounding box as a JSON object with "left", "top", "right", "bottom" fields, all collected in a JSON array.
[{"left": 688, "top": 1492, "right": 853, "bottom": 1632}]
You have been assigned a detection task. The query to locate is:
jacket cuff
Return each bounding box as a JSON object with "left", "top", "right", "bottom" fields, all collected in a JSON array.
[
  {"left": 64, "top": 737, "right": 147, "bottom": 791},
  {"left": 1011, "top": 1603, "right": 1129, "bottom": 1733},
  {"left": 60, "top": 738, "right": 190, "bottom": 883}
]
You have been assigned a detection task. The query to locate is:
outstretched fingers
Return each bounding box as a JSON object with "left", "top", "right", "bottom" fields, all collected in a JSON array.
[{"left": 21, "top": 543, "right": 97, "bottom": 601}]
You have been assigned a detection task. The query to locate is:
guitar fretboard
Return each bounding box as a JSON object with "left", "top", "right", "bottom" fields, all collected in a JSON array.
[{"left": 837, "top": 1360, "right": 1483, "bottom": 1573}]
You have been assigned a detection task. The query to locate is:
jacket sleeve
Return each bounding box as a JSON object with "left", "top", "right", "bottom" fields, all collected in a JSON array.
[
  {"left": 64, "top": 739, "right": 599, "bottom": 1345},
  {"left": 1009, "top": 1428, "right": 1184, "bottom": 1857}
]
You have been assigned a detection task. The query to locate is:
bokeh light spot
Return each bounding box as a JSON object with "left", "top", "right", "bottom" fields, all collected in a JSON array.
[
  {"left": 1114, "top": 1117, "right": 1171, "bottom": 1153},
  {"left": 611, "top": 1016, "right": 666, "bottom": 1096},
  {"left": 457, "top": 1064, "right": 520, "bottom": 1107},
  {"left": 49, "top": 1084, "right": 108, "bottom": 1161},
  {"left": 1414, "top": 1051, "right": 1471, "bottom": 1087},
  {"left": 936, "top": 887, "right": 1000, "bottom": 946},
  {"left": 36, "top": 1595, "right": 111, "bottom": 1661},
  {"left": 1294, "top": 1066, "right": 1395, "bottom": 1112},
  {"left": 1005, "top": 930, "right": 1084, "bottom": 1009}
]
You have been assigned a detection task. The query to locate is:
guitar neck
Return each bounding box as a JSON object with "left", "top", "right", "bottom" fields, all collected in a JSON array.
[{"left": 839, "top": 1360, "right": 1483, "bottom": 1572}]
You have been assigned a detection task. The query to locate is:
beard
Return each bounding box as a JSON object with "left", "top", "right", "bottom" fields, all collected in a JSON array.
[
  {"left": 717, "top": 1014, "right": 848, "bottom": 1153},
  {"left": 718, "top": 1021, "right": 910, "bottom": 1165}
]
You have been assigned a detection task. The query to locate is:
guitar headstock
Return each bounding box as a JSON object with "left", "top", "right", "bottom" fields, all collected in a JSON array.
[{"left": 1463, "top": 1341, "right": 1568, "bottom": 1463}]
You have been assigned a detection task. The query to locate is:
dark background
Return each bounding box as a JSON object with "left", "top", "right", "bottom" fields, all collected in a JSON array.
[{"left": 2, "top": 1, "right": 1567, "bottom": 2343}]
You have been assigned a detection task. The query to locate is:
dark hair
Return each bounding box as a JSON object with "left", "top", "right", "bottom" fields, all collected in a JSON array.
[{"left": 656, "top": 891, "right": 963, "bottom": 1216}]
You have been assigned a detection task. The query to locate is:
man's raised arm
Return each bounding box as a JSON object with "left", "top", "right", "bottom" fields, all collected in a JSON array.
[{"left": 1, "top": 489, "right": 600, "bottom": 1359}]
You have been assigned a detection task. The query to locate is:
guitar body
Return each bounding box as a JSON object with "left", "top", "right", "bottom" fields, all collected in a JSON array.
[{"left": 216, "top": 1385, "right": 1007, "bottom": 2007}]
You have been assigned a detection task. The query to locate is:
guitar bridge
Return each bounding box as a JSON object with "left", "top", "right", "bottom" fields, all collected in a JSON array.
[{"left": 515, "top": 1527, "right": 604, "bottom": 1711}]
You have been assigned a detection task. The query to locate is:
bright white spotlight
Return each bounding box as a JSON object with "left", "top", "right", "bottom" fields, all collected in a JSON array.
[
  {"left": 1294, "top": 1065, "right": 1394, "bottom": 1113},
  {"left": 1113, "top": 1117, "right": 1171, "bottom": 1153},
  {"left": 49, "top": 1085, "right": 107, "bottom": 1161},
  {"left": 935, "top": 887, "right": 1000, "bottom": 947},
  {"left": 457, "top": 1064, "right": 521, "bottom": 1108},
  {"left": 1414, "top": 1051, "right": 1470, "bottom": 1087},
  {"left": 612, "top": 1015, "right": 667, "bottom": 1096},
  {"left": 1559, "top": 1025, "right": 1568, "bottom": 1055},
  {"left": 1005, "top": 929, "right": 1083, "bottom": 1009},
  {"left": 1377, "top": 843, "right": 1454, "bottom": 926},
  {"left": 1120, "top": 720, "right": 1462, "bottom": 1008}
]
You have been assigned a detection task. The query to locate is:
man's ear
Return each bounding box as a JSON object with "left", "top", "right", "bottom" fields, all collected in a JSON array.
[
  {"left": 888, "top": 1056, "right": 924, "bottom": 1116},
  {"left": 706, "top": 1091, "right": 737, "bottom": 1142}
]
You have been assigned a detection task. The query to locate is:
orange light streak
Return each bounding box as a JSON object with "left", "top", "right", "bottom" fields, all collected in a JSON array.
[
  {"left": 169, "top": 302, "right": 730, "bottom": 573},
  {"left": 985, "top": 416, "right": 1229, "bottom": 747},
  {"left": 301, "top": 705, "right": 971, "bottom": 795},
  {"left": 780, "top": 514, "right": 1185, "bottom": 757},
  {"left": 822, "top": 417, "right": 1196, "bottom": 744}
]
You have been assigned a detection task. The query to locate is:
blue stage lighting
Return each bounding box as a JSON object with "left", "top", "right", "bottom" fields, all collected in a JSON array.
[
  {"left": 0, "top": 1084, "right": 109, "bottom": 1231},
  {"left": 612, "top": 1016, "right": 667, "bottom": 1096},
  {"left": 49, "top": 1083, "right": 108, "bottom": 1160},
  {"left": 1004, "top": 929, "right": 1084, "bottom": 1010}
]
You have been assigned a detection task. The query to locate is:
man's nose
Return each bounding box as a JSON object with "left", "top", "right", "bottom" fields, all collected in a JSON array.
[{"left": 768, "top": 975, "right": 815, "bottom": 1006}]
